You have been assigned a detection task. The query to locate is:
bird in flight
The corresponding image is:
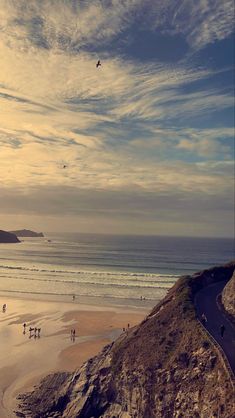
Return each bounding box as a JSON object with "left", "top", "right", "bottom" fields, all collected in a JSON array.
[{"left": 96, "top": 60, "right": 101, "bottom": 68}]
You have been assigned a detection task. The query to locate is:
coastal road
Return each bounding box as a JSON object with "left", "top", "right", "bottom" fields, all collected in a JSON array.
[{"left": 194, "top": 280, "right": 235, "bottom": 375}]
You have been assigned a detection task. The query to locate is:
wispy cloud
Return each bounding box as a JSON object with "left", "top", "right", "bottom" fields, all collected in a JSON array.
[
  {"left": 0, "top": 0, "right": 233, "bottom": 235},
  {"left": 0, "top": 179, "right": 233, "bottom": 236},
  {"left": 145, "top": 0, "right": 234, "bottom": 49},
  {"left": 129, "top": 127, "right": 234, "bottom": 158},
  {"left": 0, "top": 0, "right": 142, "bottom": 52},
  {"left": 0, "top": 1, "right": 233, "bottom": 56},
  {"left": 0, "top": 27, "right": 233, "bottom": 190}
]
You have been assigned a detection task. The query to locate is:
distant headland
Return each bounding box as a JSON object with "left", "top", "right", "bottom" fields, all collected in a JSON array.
[
  {"left": 0, "top": 230, "right": 20, "bottom": 243},
  {"left": 9, "top": 229, "right": 44, "bottom": 238}
]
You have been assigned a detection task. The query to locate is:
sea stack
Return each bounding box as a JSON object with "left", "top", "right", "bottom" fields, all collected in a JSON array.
[{"left": 0, "top": 230, "right": 20, "bottom": 243}]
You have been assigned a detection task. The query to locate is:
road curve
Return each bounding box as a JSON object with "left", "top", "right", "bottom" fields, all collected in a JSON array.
[{"left": 194, "top": 280, "right": 235, "bottom": 375}]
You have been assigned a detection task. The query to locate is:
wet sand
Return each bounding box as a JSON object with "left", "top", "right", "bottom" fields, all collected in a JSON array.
[{"left": 0, "top": 296, "right": 147, "bottom": 418}]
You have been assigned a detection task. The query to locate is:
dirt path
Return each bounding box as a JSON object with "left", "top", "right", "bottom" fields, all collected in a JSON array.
[{"left": 194, "top": 280, "right": 235, "bottom": 374}]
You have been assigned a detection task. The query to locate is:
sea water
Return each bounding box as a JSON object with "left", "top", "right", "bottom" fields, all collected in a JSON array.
[{"left": 0, "top": 233, "right": 233, "bottom": 307}]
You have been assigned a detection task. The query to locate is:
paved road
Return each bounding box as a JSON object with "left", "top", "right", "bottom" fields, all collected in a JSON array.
[{"left": 194, "top": 280, "right": 235, "bottom": 375}]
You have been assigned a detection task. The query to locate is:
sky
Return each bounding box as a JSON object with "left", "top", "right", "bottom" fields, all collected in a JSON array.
[{"left": 0, "top": 0, "right": 234, "bottom": 237}]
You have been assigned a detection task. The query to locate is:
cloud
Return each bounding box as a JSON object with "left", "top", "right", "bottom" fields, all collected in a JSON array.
[
  {"left": 0, "top": 182, "right": 233, "bottom": 215},
  {"left": 176, "top": 138, "right": 228, "bottom": 157},
  {"left": 0, "top": 0, "right": 233, "bottom": 236},
  {"left": 173, "top": 127, "right": 233, "bottom": 158},
  {"left": 0, "top": 14, "right": 232, "bottom": 183},
  {"left": 0, "top": 1, "right": 233, "bottom": 119},
  {"left": 184, "top": 0, "right": 234, "bottom": 49},
  {"left": 0, "top": 180, "right": 233, "bottom": 237},
  {"left": 146, "top": 0, "right": 234, "bottom": 49},
  {"left": 128, "top": 127, "right": 234, "bottom": 160},
  {"left": 0, "top": 0, "right": 142, "bottom": 53},
  {"left": 0, "top": 126, "right": 233, "bottom": 193},
  {"left": 0, "top": 0, "right": 233, "bottom": 56}
]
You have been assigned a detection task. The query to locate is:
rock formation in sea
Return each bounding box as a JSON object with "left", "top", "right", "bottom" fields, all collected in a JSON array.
[
  {"left": 9, "top": 229, "right": 44, "bottom": 237},
  {"left": 17, "top": 261, "right": 235, "bottom": 418},
  {"left": 0, "top": 230, "right": 20, "bottom": 243}
]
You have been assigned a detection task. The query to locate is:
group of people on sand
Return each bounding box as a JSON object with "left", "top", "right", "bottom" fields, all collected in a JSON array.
[
  {"left": 23, "top": 323, "right": 41, "bottom": 338},
  {"left": 201, "top": 313, "right": 226, "bottom": 338},
  {"left": 70, "top": 329, "right": 76, "bottom": 342}
]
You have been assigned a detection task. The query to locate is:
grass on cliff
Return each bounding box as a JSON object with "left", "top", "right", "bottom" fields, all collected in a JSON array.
[
  {"left": 108, "top": 266, "right": 235, "bottom": 417},
  {"left": 110, "top": 262, "right": 235, "bottom": 377},
  {"left": 111, "top": 274, "right": 203, "bottom": 374}
]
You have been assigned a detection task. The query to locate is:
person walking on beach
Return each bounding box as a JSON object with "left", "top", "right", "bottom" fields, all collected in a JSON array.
[
  {"left": 37, "top": 328, "right": 41, "bottom": 337},
  {"left": 23, "top": 323, "right": 27, "bottom": 334},
  {"left": 70, "top": 329, "right": 76, "bottom": 342},
  {"left": 201, "top": 313, "right": 207, "bottom": 326},
  {"left": 220, "top": 324, "right": 225, "bottom": 338},
  {"left": 2, "top": 303, "right": 6, "bottom": 312},
  {"left": 29, "top": 327, "right": 34, "bottom": 338}
]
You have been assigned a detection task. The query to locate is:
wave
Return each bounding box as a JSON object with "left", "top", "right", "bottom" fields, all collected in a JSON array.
[
  {"left": 0, "top": 287, "right": 165, "bottom": 301},
  {"left": 0, "top": 257, "right": 201, "bottom": 272},
  {"left": 0, "top": 273, "right": 173, "bottom": 289},
  {"left": 0, "top": 264, "right": 179, "bottom": 280}
]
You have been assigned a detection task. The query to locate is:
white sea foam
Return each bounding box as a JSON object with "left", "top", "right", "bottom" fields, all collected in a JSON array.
[{"left": 0, "top": 233, "right": 232, "bottom": 305}]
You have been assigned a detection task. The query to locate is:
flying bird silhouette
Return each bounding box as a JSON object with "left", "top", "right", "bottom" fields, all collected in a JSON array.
[{"left": 96, "top": 60, "right": 101, "bottom": 68}]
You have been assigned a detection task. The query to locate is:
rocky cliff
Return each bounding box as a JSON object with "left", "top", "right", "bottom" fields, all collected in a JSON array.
[
  {"left": 0, "top": 230, "right": 20, "bottom": 243},
  {"left": 10, "top": 229, "right": 44, "bottom": 237},
  {"left": 17, "top": 262, "right": 235, "bottom": 418},
  {"left": 222, "top": 271, "right": 235, "bottom": 319}
]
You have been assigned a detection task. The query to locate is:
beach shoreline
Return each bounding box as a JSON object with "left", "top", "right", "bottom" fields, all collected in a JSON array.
[
  {"left": 0, "top": 295, "right": 148, "bottom": 418},
  {"left": 0, "top": 289, "right": 156, "bottom": 311}
]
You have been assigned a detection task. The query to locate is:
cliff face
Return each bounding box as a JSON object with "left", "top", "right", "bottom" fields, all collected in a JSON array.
[
  {"left": 10, "top": 229, "right": 44, "bottom": 237},
  {"left": 18, "top": 262, "right": 235, "bottom": 418},
  {"left": 0, "top": 230, "right": 20, "bottom": 243},
  {"left": 222, "top": 271, "right": 235, "bottom": 318}
]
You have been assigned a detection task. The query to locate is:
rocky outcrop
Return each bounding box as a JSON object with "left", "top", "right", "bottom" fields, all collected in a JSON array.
[
  {"left": 17, "top": 262, "right": 235, "bottom": 418},
  {"left": 10, "top": 229, "right": 44, "bottom": 237},
  {"left": 0, "top": 230, "right": 20, "bottom": 243},
  {"left": 222, "top": 271, "right": 235, "bottom": 319}
]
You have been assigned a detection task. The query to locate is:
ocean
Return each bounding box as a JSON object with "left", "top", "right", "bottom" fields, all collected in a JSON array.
[{"left": 0, "top": 233, "right": 234, "bottom": 308}]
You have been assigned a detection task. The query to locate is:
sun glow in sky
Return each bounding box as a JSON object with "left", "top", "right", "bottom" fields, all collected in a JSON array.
[{"left": 0, "top": 0, "right": 234, "bottom": 237}]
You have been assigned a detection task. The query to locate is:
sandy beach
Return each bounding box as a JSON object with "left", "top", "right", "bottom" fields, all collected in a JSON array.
[{"left": 0, "top": 295, "right": 148, "bottom": 418}]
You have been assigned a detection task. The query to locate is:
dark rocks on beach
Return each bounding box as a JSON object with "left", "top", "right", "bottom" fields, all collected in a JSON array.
[
  {"left": 17, "top": 373, "right": 70, "bottom": 417},
  {"left": 0, "top": 230, "right": 20, "bottom": 243}
]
